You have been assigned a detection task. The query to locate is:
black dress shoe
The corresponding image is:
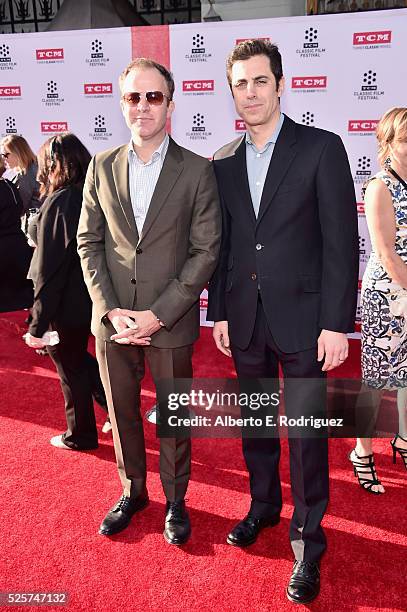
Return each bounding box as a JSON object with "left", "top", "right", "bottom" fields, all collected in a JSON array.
[
  {"left": 99, "top": 494, "right": 149, "bottom": 536},
  {"left": 226, "top": 514, "right": 280, "bottom": 547},
  {"left": 286, "top": 561, "right": 320, "bottom": 604},
  {"left": 163, "top": 500, "right": 191, "bottom": 545}
]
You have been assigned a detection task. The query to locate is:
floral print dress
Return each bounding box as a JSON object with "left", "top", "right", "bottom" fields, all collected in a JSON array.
[{"left": 361, "top": 171, "right": 407, "bottom": 388}]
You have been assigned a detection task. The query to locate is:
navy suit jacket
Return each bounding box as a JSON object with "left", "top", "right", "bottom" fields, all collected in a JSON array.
[{"left": 207, "top": 115, "right": 359, "bottom": 353}]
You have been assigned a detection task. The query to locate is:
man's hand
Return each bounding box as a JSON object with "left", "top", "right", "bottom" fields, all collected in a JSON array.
[
  {"left": 23, "top": 332, "right": 46, "bottom": 349},
  {"left": 317, "top": 330, "right": 348, "bottom": 372},
  {"left": 107, "top": 307, "right": 149, "bottom": 345},
  {"left": 109, "top": 308, "right": 161, "bottom": 345},
  {"left": 213, "top": 321, "right": 231, "bottom": 357}
]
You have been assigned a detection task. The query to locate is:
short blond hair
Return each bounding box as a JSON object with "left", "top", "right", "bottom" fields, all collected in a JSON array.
[
  {"left": 118, "top": 58, "right": 174, "bottom": 100},
  {"left": 0, "top": 134, "right": 36, "bottom": 174},
  {"left": 376, "top": 107, "right": 407, "bottom": 167}
]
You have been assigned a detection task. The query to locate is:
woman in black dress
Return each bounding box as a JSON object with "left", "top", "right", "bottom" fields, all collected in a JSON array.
[
  {"left": 0, "top": 155, "right": 33, "bottom": 312},
  {"left": 24, "top": 133, "right": 107, "bottom": 450}
]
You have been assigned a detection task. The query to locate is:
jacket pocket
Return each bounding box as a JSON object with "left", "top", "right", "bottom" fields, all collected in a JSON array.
[{"left": 277, "top": 179, "right": 305, "bottom": 195}]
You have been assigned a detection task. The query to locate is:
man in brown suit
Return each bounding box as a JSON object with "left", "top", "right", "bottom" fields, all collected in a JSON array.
[{"left": 77, "top": 58, "right": 221, "bottom": 544}]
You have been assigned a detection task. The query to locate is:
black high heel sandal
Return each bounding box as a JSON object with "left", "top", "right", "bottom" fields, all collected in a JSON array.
[
  {"left": 348, "top": 449, "right": 384, "bottom": 495},
  {"left": 390, "top": 435, "right": 407, "bottom": 470}
]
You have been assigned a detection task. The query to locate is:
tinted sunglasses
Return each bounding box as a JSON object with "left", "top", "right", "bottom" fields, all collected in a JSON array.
[
  {"left": 1, "top": 152, "right": 10, "bottom": 159},
  {"left": 121, "top": 91, "right": 170, "bottom": 106}
]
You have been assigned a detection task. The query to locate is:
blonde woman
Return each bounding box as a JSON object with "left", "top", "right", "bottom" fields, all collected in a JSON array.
[
  {"left": 350, "top": 107, "right": 407, "bottom": 493},
  {"left": 0, "top": 135, "right": 40, "bottom": 214}
]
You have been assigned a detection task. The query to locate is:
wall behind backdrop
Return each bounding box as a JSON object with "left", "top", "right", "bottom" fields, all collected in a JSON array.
[{"left": 1, "top": 8, "right": 406, "bottom": 333}]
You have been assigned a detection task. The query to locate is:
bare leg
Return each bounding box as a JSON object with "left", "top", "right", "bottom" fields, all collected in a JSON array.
[
  {"left": 396, "top": 388, "right": 407, "bottom": 440},
  {"left": 351, "top": 386, "right": 385, "bottom": 493}
]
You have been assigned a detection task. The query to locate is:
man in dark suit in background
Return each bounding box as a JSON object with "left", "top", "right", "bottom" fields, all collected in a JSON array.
[
  {"left": 207, "top": 40, "right": 358, "bottom": 603},
  {"left": 78, "top": 58, "right": 220, "bottom": 544}
]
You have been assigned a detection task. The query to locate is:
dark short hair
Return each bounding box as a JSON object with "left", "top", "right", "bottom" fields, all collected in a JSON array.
[
  {"left": 226, "top": 39, "right": 283, "bottom": 90},
  {"left": 37, "top": 133, "right": 91, "bottom": 198},
  {"left": 119, "top": 57, "right": 175, "bottom": 101}
]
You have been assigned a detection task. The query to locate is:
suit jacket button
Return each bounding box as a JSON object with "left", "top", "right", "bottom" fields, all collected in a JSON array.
[
  {"left": 251, "top": 273, "right": 257, "bottom": 281},
  {"left": 136, "top": 247, "right": 142, "bottom": 254},
  {"left": 131, "top": 278, "right": 136, "bottom": 284},
  {"left": 256, "top": 243, "right": 263, "bottom": 251}
]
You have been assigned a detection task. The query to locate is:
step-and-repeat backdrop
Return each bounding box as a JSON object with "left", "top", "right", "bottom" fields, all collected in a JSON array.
[{"left": 1, "top": 9, "right": 406, "bottom": 333}]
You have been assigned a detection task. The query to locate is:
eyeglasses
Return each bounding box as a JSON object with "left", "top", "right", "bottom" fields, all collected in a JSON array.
[
  {"left": 1, "top": 152, "right": 10, "bottom": 159},
  {"left": 121, "top": 91, "right": 170, "bottom": 106}
]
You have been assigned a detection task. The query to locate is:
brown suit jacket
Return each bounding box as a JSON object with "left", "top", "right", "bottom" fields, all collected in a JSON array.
[{"left": 77, "top": 137, "right": 221, "bottom": 348}]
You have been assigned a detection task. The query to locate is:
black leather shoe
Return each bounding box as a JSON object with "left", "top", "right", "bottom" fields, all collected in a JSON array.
[
  {"left": 286, "top": 561, "right": 320, "bottom": 604},
  {"left": 163, "top": 500, "right": 191, "bottom": 545},
  {"left": 99, "top": 494, "right": 149, "bottom": 536},
  {"left": 226, "top": 514, "right": 280, "bottom": 547}
]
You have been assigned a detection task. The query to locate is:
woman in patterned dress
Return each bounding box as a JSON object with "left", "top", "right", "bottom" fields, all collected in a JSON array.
[{"left": 350, "top": 107, "right": 407, "bottom": 493}]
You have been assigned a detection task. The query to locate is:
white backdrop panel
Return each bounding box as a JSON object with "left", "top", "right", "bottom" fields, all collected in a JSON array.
[
  {"left": 0, "top": 27, "right": 132, "bottom": 154},
  {"left": 169, "top": 10, "right": 407, "bottom": 329},
  {"left": 1, "top": 10, "right": 406, "bottom": 333}
]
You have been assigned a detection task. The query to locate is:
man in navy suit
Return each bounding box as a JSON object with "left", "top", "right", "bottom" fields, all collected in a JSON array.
[{"left": 207, "top": 39, "right": 358, "bottom": 604}]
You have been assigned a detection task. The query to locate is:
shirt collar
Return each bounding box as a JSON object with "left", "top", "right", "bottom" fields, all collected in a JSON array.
[
  {"left": 245, "top": 113, "right": 285, "bottom": 151},
  {"left": 128, "top": 133, "right": 169, "bottom": 166}
]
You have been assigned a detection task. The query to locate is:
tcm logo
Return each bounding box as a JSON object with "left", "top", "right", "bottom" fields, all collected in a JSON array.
[
  {"left": 291, "top": 76, "right": 327, "bottom": 89},
  {"left": 192, "top": 113, "right": 205, "bottom": 132},
  {"left": 235, "top": 37, "right": 270, "bottom": 44},
  {"left": 84, "top": 83, "right": 112, "bottom": 94},
  {"left": 5, "top": 116, "right": 17, "bottom": 134},
  {"left": 182, "top": 80, "right": 214, "bottom": 92},
  {"left": 355, "top": 156, "right": 371, "bottom": 177},
  {"left": 301, "top": 112, "right": 315, "bottom": 126},
  {"left": 303, "top": 27, "right": 318, "bottom": 48},
  {"left": 200, "top": 297, "right": 208, "bottom": 309},
  {"left": 94, "top": 114, "right": 106, "bottom": 133},
  {"left": 36, "top": 48, "right": 64, "bottom": 60},
  {"left": 191, "top": 34, "right": 205, "bottom": 53},
  {"left": 348, "top": 120, "right": 378, "bottom": 132},
  {"left": 0, "top": 43, "right": 11, "bottom": 60},
  {"left": 41, "top": 122, "right": 68, "bottom": 133},
  {"left": 358, "top": 279, "right": 363, "bottom": 290},
  {"left": 353, "top": 31, "right": 391, "bottom": 45},
  {"left": 235, "top": 119, "right": 246, "bottom": 131},
  {"left": 0, "top": 86, "right": 21, "bottom": 96},
  {"left": 357, "top": 203, "right": 365, "bottom": 215},
  {"left": 91, "top": 39, "right": 103, "bottom": 57}
]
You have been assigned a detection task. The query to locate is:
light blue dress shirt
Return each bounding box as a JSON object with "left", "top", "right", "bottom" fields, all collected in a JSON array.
[
  {"left": 246, "top": 113, "right": 285, "bottom": 218},
  {"left": 128, "top": 133, "right": 169, "bottom": 236}
]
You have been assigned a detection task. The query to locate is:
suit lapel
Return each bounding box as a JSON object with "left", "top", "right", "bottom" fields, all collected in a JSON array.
[
  {"left": 112, "top": 145, "right": 139, "bottom": 240},
  {"left": 256, "top": 116, "right": 298, "bottom": 226},
  {"left": 233, "top": 137, "right": 256, "bottom": 227},
  {"left": 139, "top": 137, "right": 184, "bottom": 244}
]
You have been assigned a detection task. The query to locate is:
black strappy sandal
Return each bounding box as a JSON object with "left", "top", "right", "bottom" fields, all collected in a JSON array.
[
  {"left": 348, "top": 449, "right": 384, "bottom": 495},
  {"left": 391, "top": 435, "right": 407, "bottom": 470}
]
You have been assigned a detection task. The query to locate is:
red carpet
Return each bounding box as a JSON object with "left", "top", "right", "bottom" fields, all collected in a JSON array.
[{"left": 0, "top": 311, "right": 405, "bottom": 611}]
